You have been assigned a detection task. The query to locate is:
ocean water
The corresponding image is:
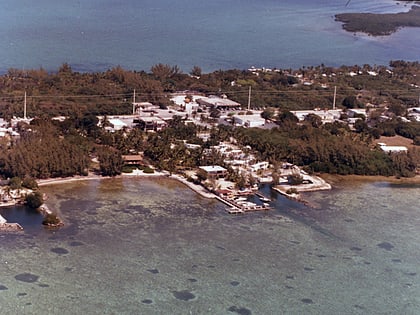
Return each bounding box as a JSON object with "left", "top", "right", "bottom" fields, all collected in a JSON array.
[
  {"left": 0, "top": 177, "right": 418, "bottom": 314},
  {"left": 0, "top": 0, "right": 419, "bottom": 73}
]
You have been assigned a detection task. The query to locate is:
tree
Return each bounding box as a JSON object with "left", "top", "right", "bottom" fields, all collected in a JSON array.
[
  {"left": 304, "top": 113, "right": 322, "bottom": 128},
  {"left": 261, "top": 108, "right": 274, "bottom": 121},
  {"left": 97, "top": 146, "right": 124, "bottom": 176},
  {"left": 287, "top": 173, "right": 304, "bottom": 185},
  {"left": 25, "top": 191, "right": 44, "bottom": 209},
  {"left": 190, "top": 66, "right": 202, "bottom": 77},
  {"left": 22, "top": 177, "right": 38, "bottom": 190},
  {"left": 388, "top": 102, "right": 406, "bottom": 117},
  {"left": 277, "top": 111, "right": 298, "bottom": 124},
  {"left": 9, "top": 177, "right": 22, "bottom": 190},
  {"left": 342, "top": 95, "right": 360, "bottom": 109}
]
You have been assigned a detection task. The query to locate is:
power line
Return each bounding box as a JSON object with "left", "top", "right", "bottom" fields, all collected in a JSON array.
[{"left": 0, "top": 87, "right": 419, "bottom": 102}]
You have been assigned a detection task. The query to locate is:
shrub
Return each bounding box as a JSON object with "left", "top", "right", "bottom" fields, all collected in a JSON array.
[
  {"left": 287, "top": 173, "right": 304, "bottom": 185},
  {"left": 42, "top": 213, "right": 61, "bottom": 226},
  {"left": 22, "top": 177, "right": 38, "bottom": 190},
  {"left": 143, "top": 166, "right": 155, "bottom": 174},
  {"left": 25, "top": 191, "right": 44, "bottom": 209},
  {"left": 122, "top": 165, "right": 136, "bottom": 173},
  {"left": 286, "top": 188, "right": 298, "bottom": 195}
]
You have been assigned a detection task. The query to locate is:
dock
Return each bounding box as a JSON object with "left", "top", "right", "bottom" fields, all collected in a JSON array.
[{"left": 217, "top": 196, "right": 272, "bottom": 214}]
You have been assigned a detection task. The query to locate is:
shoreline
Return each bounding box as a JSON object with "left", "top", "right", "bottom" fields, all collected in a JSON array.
[
  {"left": 319, "top": 174, "right": 420, "bottom": 185},
  {"left": 37, "top": 170, "right": 218, "bottom": 200}
]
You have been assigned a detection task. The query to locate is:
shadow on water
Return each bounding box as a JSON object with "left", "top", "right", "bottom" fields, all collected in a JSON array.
[{"left": 259, "top": 184, "right": 342, "bottom": 241}]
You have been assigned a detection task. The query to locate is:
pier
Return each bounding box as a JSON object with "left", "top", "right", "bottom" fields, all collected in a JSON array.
[
  {"left": 0, "top": 214, "right": 23, "bottom": 232},
  {"left": 217, "top": 195, "right": 272, "bottom": 215}
]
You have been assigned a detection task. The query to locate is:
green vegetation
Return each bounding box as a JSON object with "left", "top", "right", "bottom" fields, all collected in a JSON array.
[
  {"left": 25, "top": 191, "right": 44, "bottom": 209},
  {"left": 42, "top": 213, "right": 61, "bottom": 226},
  {"left": 286, "top": 188, "right": 299, "bottom": 195},
  {"left": 0, "top": 62, "right": 419, "bottom": 180},
  {"left": 335, "top": 6, "right": 420, "bottom": 36},
  {"left": 142, "top": 166, "right": 155, "bottom": 174},
  {"left": 2, "top": 61, "right": 420, "bottom": 115}
]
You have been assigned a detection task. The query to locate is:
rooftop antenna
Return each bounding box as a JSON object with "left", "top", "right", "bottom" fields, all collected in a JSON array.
[
  {"left": 333, "top": 86, "right": 337, "bottom": 110},
  {"left": 24, "top": 91, "right": 27, "bottom": 119},
  {"left": 247, "top": 86, "right": 251, "bottom": 111}
]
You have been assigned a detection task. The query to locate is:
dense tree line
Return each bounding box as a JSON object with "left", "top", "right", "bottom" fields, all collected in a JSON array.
[
  {"left": 0, "top": 121, "right": 90, "bottom": 179},
  {"left": 228, "top": 121, "right": 419, "bottom": 177},
  {"left": 1, "top": 61, "right": 420, "bottom": 118}
]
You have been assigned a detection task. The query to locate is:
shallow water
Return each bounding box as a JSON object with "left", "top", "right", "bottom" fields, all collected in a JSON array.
[{"left": 0, "top": 177, "right": 418, "bottom": 314}]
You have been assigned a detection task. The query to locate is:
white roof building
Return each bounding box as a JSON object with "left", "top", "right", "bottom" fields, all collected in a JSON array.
[
  {"left": 196, "top": 96, "right": 241, "bottom": 109},
  {"left": 379, "top": 144, "right": 408, "bottom": 153},
  {"left": 234, "top": 114, "right": 266, "bottom": 128},
  {"left": 291, "top": 109, "right": 342, "bottom": 123}
]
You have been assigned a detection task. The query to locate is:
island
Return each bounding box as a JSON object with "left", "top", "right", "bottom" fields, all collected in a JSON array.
[
  {"left": 335, "top": 5, "right": 420, "bottom": 36},
  {"left": 0, "top": 61, "right": 419, "bottom": 225}
]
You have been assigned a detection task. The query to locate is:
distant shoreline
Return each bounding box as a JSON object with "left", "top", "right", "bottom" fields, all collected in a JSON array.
[
  {"left": 319, "top": 174, "right": 420, "bottom": 185},
  {"left": 335, "top": 5, "right": 420, "bottom": 36}
]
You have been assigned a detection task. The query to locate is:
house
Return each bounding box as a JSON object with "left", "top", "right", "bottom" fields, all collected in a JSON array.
[
  {"left": 135, "top": 116, "right": 167, "bottom": 132},
  {"left": 198, "top": 166, "right": 228, "bottom": 179},
  {"left": 122, "top": 155, "right": 144, "bottom": 165},
  {"left": 249, "top": 161, "right": 269, "bottom": 172},
  {"left": 170, "top": 93, "right": 202, "bottom": 114}
]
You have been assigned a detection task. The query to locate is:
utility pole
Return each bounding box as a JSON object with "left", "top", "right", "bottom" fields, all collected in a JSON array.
[
  {"left": 133, "top": 89, "right": 136, "bottom": 115},
  {"left": 247, "top": 86, "right": 251, "bottom": 111},
  {"left": 333, "top": 86, "right": 337, "bottom": 110},
  {"left": 24, "top": 91, "right": 27, "bottom": 119}
]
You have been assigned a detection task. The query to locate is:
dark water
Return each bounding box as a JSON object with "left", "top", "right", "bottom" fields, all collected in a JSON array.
[
  {"left": 1, "top": 0, "right": 419, "bottom": 73},
  {"left": 0, "top": 205, "right": 44, "bottom": 229},
  {"left": 0, "top": 177, "right": 418, "bottom": 314}
]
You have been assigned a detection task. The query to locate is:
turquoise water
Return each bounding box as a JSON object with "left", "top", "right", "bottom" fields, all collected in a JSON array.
[
  {"left": 0, "top": 177, "right": 418, "bottom": 314},
  {"left": 1, "top": 0, "right": 419, "bottom": 73}
]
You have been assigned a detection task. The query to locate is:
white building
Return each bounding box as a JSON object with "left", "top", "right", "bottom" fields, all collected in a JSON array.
[
  {"left": 107, "top": 118, "right": 127, "bottom": 131},
  {"left": 290, "top": 109, "right": 342, "bottom": 124},
  {"left": 234, "top": 114, "right": 266, "bottom": 128},
  {"left": 378, "top": 143, "right": 408, "bottom": 153},
  {"left": 249, "top": 161, "right": 269, "bottom": 172},
  {"left": 196, "top": 95, "right": 241, "bottom": 110}
]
